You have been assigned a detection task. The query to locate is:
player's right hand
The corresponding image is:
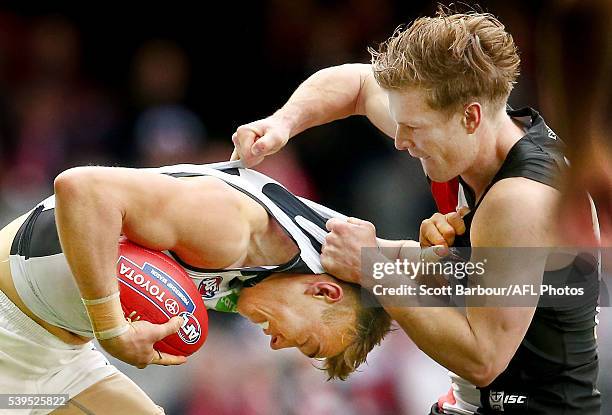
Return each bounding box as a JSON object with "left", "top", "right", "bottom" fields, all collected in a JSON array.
[
  {"left": 420, "top": 207, "right": 469, "bottom": 247},
  {"left": 99, "top": 316, "right": 186, "bottom": 369},
  {"left": 231, "top": 116, "right": 292, "bottom": 167}
]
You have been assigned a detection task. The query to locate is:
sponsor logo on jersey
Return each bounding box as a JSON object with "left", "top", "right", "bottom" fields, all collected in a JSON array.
[
  {"left": 178, "top": 311, "right": 201, "bottom": 344},
  {"left": 489, "top": 391, "right": 528, "bottom": 411},
  {"left": 117, "top": 256, "right": 196, "bottom": 316},
  {"left": 198, "top": 277, "right": 223, "bottom": 299}
]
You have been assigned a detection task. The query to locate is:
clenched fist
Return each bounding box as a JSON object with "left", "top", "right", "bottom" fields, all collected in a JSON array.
[
  {"left": 321, "top": 217, "right": 378, "bottom": 284},
  {"left": 420, "top": 207, "right": 469, "bottom": 247},
  {"left": 231, "top": 116, "right": 292, "bottom": 167}
]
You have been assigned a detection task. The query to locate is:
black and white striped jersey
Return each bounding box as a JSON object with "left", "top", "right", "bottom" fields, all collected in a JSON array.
[
  {"left": 9, "top": 161, "right": 346, "bottom": 336},
  {"left": 145, "top": 161, "right": 346, "bottom": 312}
]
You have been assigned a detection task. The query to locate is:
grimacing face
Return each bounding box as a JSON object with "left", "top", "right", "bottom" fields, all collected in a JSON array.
[
  {"left": 236, "top": 273, "right": 356, "bottom": 358},
  {"left": 387, "top": 87, "right": 479, "bottom": 182}
]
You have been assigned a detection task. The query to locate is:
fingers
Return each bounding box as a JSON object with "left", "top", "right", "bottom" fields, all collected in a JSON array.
[
  {"left": 420, "top": 221, "right": 446, "bottom": 246},
  {"left": 457, "top": 206, "right": 470, "bottom": 218},
  {"left": 150, "top": 350, "right": 188, "bottom": 367},
  {"left": 326, "top": 217, "right": 374, "bottom": 233},
  {"left": 252, "top": 131, "right": 279, "bottom": 156},
  {"left": 326, "top": 217, "right": 345, "bottom": 232},
  {"left": 346, "top": 217, "right": 373, "bottom": 228},
  {"left": 420, "top": 245, "right": 450, "bottom": 262},
  {"left": 153, "top": 316, "right": 185, "bottom": 341},
  {"left": 320, "top": 248, "right": 336, "bottom": 274},
  {"left": 445, "top": 212, "right": 466, "bottom": 235},
  {"left": 420, "top": 208, "right": 470, "bottom": 247},
  {"left": 230, "top": 147, "right": 240, "bottom": 161},
  {"left": 420, "top": 213, "right": 452, "bottom": 247},
  {"left": 101, "top": 317, "right": 189, "bottom": 369},
  {"left": 232, "top": 122, "right": 283, "bottom": 167},
  {"left": 232, "top": 127, "right": 256, "bottom": 166}
]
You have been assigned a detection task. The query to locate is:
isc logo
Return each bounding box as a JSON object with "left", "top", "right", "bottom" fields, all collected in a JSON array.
[
  {"left": 489, "top": 391, "right": 527, "bottom": 411},
  {"left": 178, "top": 311, "right": 201, "bottom": 344}
]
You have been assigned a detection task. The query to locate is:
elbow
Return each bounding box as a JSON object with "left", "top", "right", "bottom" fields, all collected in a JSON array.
[
  {"left": 463, "top": 361, "right": 505, "bottom": 388},
  {"left": 54, "top": 167, "right": 97, "bottom": 199},
  {"left": 54, "top": 168, "right": 80, "bottom": 196}
]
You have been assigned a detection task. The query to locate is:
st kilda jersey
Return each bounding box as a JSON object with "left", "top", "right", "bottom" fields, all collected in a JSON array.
[
  {"left": 147, "top": 161, "right": 346, "bottom": 313},
  {"left": 430, "top": 108, "right": 600, "bottom": 415}
]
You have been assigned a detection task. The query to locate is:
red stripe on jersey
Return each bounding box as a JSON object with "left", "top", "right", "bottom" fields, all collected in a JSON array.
[{"left": 431, "top": 178, "right": 460, "bottom": 214}]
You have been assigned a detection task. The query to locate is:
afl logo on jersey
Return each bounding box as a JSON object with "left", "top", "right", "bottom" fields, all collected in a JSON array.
[
  {"left": 178, "top": 311, "right": 202, "bottom": 344},
  {"left": 198, "top": 277, "right": 222, "bottom": 299}
]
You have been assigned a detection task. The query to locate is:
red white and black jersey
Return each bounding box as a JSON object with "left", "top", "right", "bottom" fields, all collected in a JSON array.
[{"left": 431, "top": 107, "right": 600, "bottom": 415}]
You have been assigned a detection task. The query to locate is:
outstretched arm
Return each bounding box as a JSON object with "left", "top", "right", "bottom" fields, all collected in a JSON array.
[{"left": 232, "top": 64, "right": 397, "bottom": 166}]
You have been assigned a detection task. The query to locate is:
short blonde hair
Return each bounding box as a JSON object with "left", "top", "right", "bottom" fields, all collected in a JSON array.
[
  {"left": 370, "top": 8, "right": 520, "bottom": 111},
  {"left": 321, "top": 284, "right": 392, "bottom": 380}
]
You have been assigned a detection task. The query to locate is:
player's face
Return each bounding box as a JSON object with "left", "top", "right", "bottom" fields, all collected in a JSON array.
[
  {"left": 237, "top": 274, "right": 355, "bottom": 358},
  {"left": 387, "top": 87, "right": 478, "bottom": 182}
]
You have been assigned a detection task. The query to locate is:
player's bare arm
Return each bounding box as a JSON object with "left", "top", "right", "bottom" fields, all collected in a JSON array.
[
  {"left": 55, "top": 167, "right": 253, "bottom": 294},
  {"left": 388, "top": 179, "right": 558, "bottom": 386},
  {"left": 232, "top": 64, "right": 396, "bottom": 166},
  {"left": 53, "top": 167, "right": 254, "bottom": 367},
  {"left": 322, "top": 178, "right": 559, "bottom": 386}
]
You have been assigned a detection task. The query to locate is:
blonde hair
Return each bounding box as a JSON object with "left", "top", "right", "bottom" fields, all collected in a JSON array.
[
  {"left": 321, "top": 283, "right": 392, "bottom": 380},
  {"left": 370, "top": 7, "right": 520, "bottom": 112}
]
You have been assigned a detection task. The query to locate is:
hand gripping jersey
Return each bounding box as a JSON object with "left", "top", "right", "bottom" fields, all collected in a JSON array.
[
  {"left": 9, "top": 161, "right": 346, "bottom": 336},
  {"left": 430, "top": 108, "right": 601, "bottom": 415}
]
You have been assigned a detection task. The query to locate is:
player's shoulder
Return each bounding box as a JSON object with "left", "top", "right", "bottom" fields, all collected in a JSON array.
[
  {"left": 486, "top": 176, "right": 560, "bottom": 204},
  {"left": 472, "top": 177, "right": 559, "bottom": 246}
]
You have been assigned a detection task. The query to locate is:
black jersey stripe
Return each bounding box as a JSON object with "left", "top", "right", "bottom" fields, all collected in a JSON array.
[
  {"left": 261, "top": 183, "right": 326, "bottom": 254},
  {"left": 29, "top": 209, "right": 63, "bottom": 258},
  {"left": 162, "top": 167, "right": 240, "bottom": 179},
  {"left": 10, "top": 205, "right": 46, "bottom": 258},
  {"left": 11, "top": 206, "right": 63, "bottom": 259}
]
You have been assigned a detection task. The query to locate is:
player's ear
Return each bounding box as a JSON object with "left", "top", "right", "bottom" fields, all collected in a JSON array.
[
  {"left": 463, "top": 102, "right": 482, "bottom": 134},
  {"left": 304, "top": 281, "right": 343, "bottom": 303}
]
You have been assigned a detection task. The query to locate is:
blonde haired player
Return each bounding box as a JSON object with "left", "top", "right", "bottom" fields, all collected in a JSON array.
[
  {"left": 232, "top": 9, "right": 601, "bottom": 415},
  {"left": 0, "top": 161, "right": 392, "bottom": 414}
]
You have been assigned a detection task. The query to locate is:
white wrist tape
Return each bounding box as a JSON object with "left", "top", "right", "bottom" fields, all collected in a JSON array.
[
  {"left": 81, "top": 291, "right": 120, "bottom": 306},
  {"left": 82, "top": 291, "right": 127, "bottom": 340},
  {"left": 94, "top": 323, "right": 129, "bottom": 340}
]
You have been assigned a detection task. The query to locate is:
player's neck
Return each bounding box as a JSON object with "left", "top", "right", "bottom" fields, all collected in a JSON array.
[{"left": 460, "top": 111, "right": 525, "bottom": 202}]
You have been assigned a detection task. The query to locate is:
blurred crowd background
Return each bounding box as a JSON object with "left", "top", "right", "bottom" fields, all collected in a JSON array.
[{"left": 0, "top": 1, "right": 609, "bottom": 414}]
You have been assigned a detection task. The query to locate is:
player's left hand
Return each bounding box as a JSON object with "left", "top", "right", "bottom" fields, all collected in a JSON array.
[
  {"left": 99, "top": 316, "right": 187, "bottom": 369},
  {"left": 322, "top": 217, "right": 378, "bottom": 285},
  {"left": 420, "top": 207, "right": 469, "bottom": 247}
]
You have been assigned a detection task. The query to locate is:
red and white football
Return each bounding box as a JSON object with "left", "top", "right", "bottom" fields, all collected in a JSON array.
[{"left": 116, "top": 237, "right": 208, "bottom": 356}]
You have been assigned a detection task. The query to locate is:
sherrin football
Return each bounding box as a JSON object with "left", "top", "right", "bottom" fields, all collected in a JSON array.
[{"left": 116, "top": 238, "right": 208, "bottom": 356}]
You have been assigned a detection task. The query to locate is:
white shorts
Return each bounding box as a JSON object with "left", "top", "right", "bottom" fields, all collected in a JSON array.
[{"left": 0, "top": 290, "right": 118, "bottom": 415}]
